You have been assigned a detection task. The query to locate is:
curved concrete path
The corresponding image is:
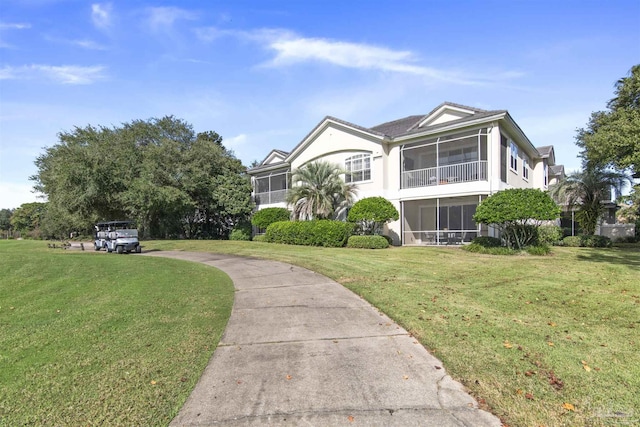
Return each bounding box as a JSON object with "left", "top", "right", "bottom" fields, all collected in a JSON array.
[{"left": 143, "top": 251, "right": 501, "bottom": 427}]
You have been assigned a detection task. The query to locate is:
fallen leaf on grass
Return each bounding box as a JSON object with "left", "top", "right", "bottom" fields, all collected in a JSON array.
[
  {"left": 516, "top": 389, "right": 523, "bottom": 395},
  {"left": 150, "top": 380, "right": 157, "bottom": 385},
  {"left": 581, "top": 360, "right": 591, "bottom": 372},
  {"left": 562, "top": 402, "right": 576, "bottom": 411},
  {"left": 547, "top": 341, "right": 554, "bottom": 346},
  {"left": 525, "top": 393, "right": 534, "bottom": 400},
  {"left": 548, "top": 322, "right": 557, "bottom": 327},
  {"left": 503, "top": 341, "right": 513, "bottom": 349}
]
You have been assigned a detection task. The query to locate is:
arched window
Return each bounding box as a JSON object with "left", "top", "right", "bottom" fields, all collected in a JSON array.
[{"left": 345, "top": 153, "right": 371, "bottom": 183}]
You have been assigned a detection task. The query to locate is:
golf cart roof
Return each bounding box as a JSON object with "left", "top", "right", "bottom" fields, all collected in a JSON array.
[{"left": 96, "top": 220, "right": 135, "bottom": 227}]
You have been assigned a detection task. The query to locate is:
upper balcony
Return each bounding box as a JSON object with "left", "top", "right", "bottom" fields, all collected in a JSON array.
[
  {"left": 402, "top": 160, "right": 488, "bottom": 188},
  {"left": 253, "top": 170, "right": 290, "bottom": 207},
  {"left": 401, "top": 128, "right": 489, "bottom": 190}
]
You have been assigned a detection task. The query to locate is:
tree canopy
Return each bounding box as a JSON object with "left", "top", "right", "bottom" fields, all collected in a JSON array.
[
  {"left": 32, "top": 116, "right": 252, "bottom": 239},
  {"left": 576, "top": 64, "right": 640, "bottom": 176},
  {"left": 549, "top": 167, "right": 631, "bottom": 235},
  {"left": 473, "top": 189, "right": 560, "bottom": 249}
]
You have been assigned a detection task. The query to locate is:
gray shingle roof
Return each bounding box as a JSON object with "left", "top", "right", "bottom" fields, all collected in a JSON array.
[
  {"left": 549, "top": 165, "right": 565, "bottom": 176},
  {"left": 369, "top": 115, "right": 424, "bottom": 137},
  {"left": 536, "top": 145, "right": 554, "bottom": 158}
]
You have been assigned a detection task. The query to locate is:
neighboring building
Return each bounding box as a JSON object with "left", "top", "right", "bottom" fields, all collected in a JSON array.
[{"left": 248, "top": 102, "right": 564, "bottom": 245}]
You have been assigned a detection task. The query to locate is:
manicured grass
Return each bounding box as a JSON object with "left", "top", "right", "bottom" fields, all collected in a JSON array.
[
  {"left": 0, "top": 240, "right": 234, "bottom": 426},
  {"left": 143, "top": 240, "right": 640, "bottom": 427}
]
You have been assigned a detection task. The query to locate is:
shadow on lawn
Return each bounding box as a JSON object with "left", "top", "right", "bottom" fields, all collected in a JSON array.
[{"left": 575, "top": 246, "right": 640, "bottom": 269}]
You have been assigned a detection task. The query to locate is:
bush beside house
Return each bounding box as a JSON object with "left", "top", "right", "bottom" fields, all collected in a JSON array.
[
  {"left": 265, "top": 220, "right": 354, "bottom": 247},
  {"left": 251, "top": 207, "right": 290, "bottom": 229},
  {"left": 347, "top": 197, "right": 399, "bottom": 236},
  {"left": 346, "top": 235, "right": 389, "bottom": 249}
]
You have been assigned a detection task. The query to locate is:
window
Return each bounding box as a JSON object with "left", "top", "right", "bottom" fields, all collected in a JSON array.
[
  {"left": 345, "top": 154, "right": 371, "bottom": 183},
  {"left": 500, "top": 135, "right": 508, "bottom": 182},
  {"left": 543, "top": 163, "right": 548, "bottom": 187},
  {"left": 522, "top": 155, "right": 530, "bottom": 180},
  {"left": 510, "top": 141, "right": 518, "bottom": 172}
]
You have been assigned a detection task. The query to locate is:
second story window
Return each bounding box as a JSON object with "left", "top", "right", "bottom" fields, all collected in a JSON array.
[
  {"left": 522, "top": 155, "right": 530, "bottom": 180},
  {"left": 543, "top": 163, "right": 548, "bottom": 187},
  {"left": 345, "top": 153, "right": 371, "bottom": 183},
  {"left": 510, "top": 142, "right": 518, "bottom": 172}
]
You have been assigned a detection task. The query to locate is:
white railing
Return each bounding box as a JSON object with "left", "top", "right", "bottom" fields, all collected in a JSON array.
[
  {"left": 254, "top": 189, "right": 287, "bottom": 205},
  {"left": 402, "top": 161, "right": 487, "bottom": 189}
]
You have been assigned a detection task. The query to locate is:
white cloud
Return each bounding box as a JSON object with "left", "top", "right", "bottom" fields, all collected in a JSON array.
[
  {"left": 197, "top": 27, "right": 523, "bottom": 86},
  {"left": 0, "top": 22, "right": 31, "bottom": 48},
  {"left": 0, "top": 22, "right": 31, "bottom": 30},
  {"left": 224, "top": 133, "right": 247, "bottom": 149},
  {"left": 0, "top": 182, "right": 45, "bottom": 210},
  {"left": 0, "top": 64, "right": 106, "bottom": 84},
  {"left": 91, "top": 3, "right": 112, "bottom": 30},
  {"left": 145, "top": 7, "right": 198, "bottom": 32}
]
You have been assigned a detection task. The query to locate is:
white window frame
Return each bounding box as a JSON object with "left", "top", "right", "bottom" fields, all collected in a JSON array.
[
  {"left": 522, "top": 154, "right": 530, "bottom": 181},
  {"left": 345, "top": 153, "right": 371, "bottom": 183},
  {"left": 543, "top": 163, "right": 548, "bottom": 188},
  {"left": 509, "top": 141, "right": 518, "bottom": 172}
]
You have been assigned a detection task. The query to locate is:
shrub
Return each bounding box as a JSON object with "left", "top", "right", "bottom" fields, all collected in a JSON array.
[
  {"left": 346, "top": 235, "right": 389, "bottom": 249},
  {"left": 252, "top": 235, "right": 266, "bottom": 242},
  {"left": 251, "top": 207, "right": 290, "bottom": 229},
  {"left": 563, "top": 235, "right": 612, "bottom": 248},
  {"left": 265, "top": 220, "right": 354, "bottom": 247},
  {"left": 471, "top": 236, "right": 503, "bottom": 248},
  {"left": 347, "top": 197, "right": 399, "bottom": 235},
  {"left": 462, "top": 243, "right": 517, "bottom": 255},
  {"left": 526, "top": 244, "right": 551, "bottom": 255},
  {"left": 563, "top": 236, "right": 582, "bottom": 247},
  {"left": 381, "top": 235, "right": 394, "bottom": 245},
  {"left": 229, "top": 223, "right": 252, "bottom": 241},
  {"left": 537, "top": 225, "right": 563, "bottom": 245},
  {"left": 473, "top": 189, "right": 560, "bottom": 249}
]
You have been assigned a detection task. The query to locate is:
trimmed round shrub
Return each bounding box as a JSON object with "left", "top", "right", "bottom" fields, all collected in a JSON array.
[
  {"left": 229, "top": 223, "right": 251, "bottom": 241},
  {"left": 347, "top": 235, "right": 389, "bottom": 249},
  {"left": 471, "top": 236, "right": 502, "bottom": 248},
  {"left": 265, "top": 220, "right": 354, "bottom": 247},
  {"left": 537, "top": 225, "right": 563, "bottom": 245},
  {"left": 252, "top": 235, "right": 266, "bottom": 242},
  {"left": 251, "top": 207, "right": 290, "bottom": 229},
  {"left": 347, "top": 197, "right": 399, "bottom": 235},
  {"left": 563, "top": 236, "right": 582, "bottom": 247}
]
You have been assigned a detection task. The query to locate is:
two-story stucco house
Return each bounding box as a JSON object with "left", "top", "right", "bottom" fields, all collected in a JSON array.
[{"left": 248, "top": 102, "right": 564, "bottom": 245}]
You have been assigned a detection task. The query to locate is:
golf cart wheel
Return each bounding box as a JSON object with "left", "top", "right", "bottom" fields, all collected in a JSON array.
[
  {"left": 107, "top": 247, "right": 112, "bottom": 253},
  {"left": 94, "top": 243, "right": 100, "bottom": 251},
  {"left": 116, "top": 246, "right": 124, "bottom": 254},
  {"left": 135, "top": 246, "right": 142, "bottom": 254}
]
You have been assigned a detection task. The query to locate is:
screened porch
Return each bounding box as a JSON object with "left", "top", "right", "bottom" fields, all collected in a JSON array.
[
  {"left": 402, "top": 196, "right": 487, "bottom": 245},
  {"left": 401, "top": 128, "right": 488, "bottom": 189},
  {"left": 253, "top": 171, "right": 290, "bottom": 206}
]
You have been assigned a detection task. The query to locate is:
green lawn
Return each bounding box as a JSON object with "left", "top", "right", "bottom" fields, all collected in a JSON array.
[
  {"left": 143, "top": 240, "right": 640, "bottom": 427},
  {"left": 0, "top": 240, "right": 234, "bottom": 426}
]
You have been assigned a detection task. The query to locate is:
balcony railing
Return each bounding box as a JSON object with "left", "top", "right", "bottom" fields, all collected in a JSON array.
[
  {"left": 402, "top": 160, "right": 487, "bottom": 189},
  {"left": 254, "top": 189, "right": 287, "bottom": 205}
]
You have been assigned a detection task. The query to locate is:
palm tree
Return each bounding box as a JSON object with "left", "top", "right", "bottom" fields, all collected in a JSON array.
[
  {"left": 549, "top": 167, "right": 631, "bottom": 235},
  {"left": 286, "top": 161, "right": 357, "bottom": 220}
]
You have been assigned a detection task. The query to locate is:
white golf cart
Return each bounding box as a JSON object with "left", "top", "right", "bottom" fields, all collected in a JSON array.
[{"left": 94, "top": 220, "right": 141, "bottom": 254}]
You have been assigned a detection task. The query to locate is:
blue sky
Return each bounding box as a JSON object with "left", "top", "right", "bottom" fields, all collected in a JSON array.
[{"left": 1, "top": 0, "right": 639, "bottom": 209}]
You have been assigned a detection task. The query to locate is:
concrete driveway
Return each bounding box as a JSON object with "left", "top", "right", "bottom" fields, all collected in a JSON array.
[{"left": 143, "top": 250, "right": 501, "bottom": 426}]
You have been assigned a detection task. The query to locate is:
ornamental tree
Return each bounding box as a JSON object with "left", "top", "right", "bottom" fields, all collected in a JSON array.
[
  {"left": 347, "top": 197, "right": 399, "bottom": 235},
  {"left": 473, "top": 189, "right": 560, "bottom": 249}
]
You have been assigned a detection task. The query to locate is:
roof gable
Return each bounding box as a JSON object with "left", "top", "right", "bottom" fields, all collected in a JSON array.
[
  {"left": 415, "top": 102, "right": 488, "bottom": 128},
  {"left": 262, "top": 149, "right": 289, "bottom": 165}
]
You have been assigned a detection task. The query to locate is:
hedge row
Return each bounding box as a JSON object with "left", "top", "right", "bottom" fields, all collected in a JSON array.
[
  {"left": 563, "top": 235, "right": 612, "bottom": 247},
  {"left": 346, "top": 235, "right": 389, "bottom": 249},
  {"left": 265, "top": 220, "right": 354, "bottom": 247}
]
